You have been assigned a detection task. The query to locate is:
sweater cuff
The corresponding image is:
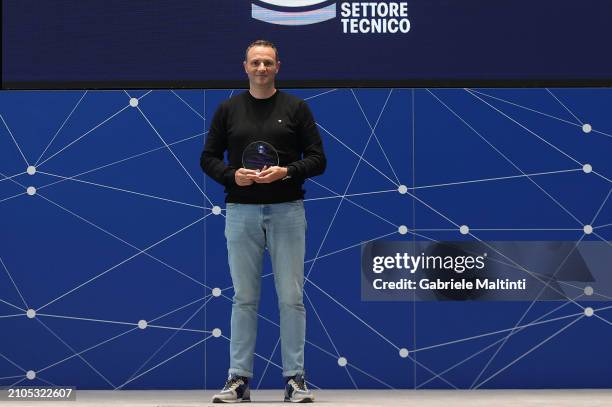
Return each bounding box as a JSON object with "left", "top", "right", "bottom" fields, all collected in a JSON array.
[
  {"left": 224, "top": 169, "right": 237, "bottom": 187},
  {"left": 285, "top": 165, "right": 297, "bottom": 179}
]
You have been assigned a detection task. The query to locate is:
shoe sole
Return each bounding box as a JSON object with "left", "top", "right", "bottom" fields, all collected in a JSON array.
[
  {"left": 212, "top": 397, "right": 251, "bottom": 403},
  {"left": 284, "top": 397, "right": 313, "bottom": 403}
]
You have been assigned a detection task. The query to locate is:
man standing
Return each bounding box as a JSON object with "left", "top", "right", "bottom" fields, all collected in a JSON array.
[{"left": 200, "top": 40, "right": 326, "bottom": 403}]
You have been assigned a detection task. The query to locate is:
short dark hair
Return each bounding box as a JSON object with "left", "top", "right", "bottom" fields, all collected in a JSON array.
[{"left": 245, "top": 40, "right": 279, "bottom": 62}]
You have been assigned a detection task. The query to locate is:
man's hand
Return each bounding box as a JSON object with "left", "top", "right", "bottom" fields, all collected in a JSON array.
[
  {"left": 234, "top": 168, "right": 258, "bottom": 186},
  {"left": 246, "top": 166, "right": 288, "bottom": 184}
]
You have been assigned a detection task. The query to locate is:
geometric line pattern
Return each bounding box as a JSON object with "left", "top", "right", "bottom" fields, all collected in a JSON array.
[{"left": 0, "top": 88, "right": 610, "bottom": 389}]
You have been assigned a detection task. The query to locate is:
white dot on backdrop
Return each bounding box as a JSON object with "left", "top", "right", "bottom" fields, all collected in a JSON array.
[
  {"left": 26, "top": 309, "right": 36, "bottom": 319},
  {"left": 584, "top": 286, "right": 594, "bottom": 296},
  {"left": 129, "top": 98, "right": 139, "bottom": 107},
  {"left": 212, "top": 206, "right": 222, "bottom": 215},
  {"left": 212, "top": 328, "right": 222, "bottom": 337},
  {"left": 212, "top": 287, "right": 221, "bottom": 297},
  {"left": 138, "top": 320, "right": 147, "bottom": 329},
  {"left": 399, "top": 348, "right": 409, "bottom": 358},
  {"left": 26, "top": 370, "right": 36, "bottom": 380},
  {"left": 398, "top": 225, "right": 408, "bottom": 235},
  {"left": 337, "top": 357, "right": 347, "bottom": 367},
  {"left": 26, "top": 186, "right": 36, "bottom": 196},
  {"left": 583, "top": 225, "right": 593, "bottom": 235},
  {"left": 584, "top": 307, "right": 594, "bottom": 317},
  {"left": 460, "top": 225, "right": 469, "bottom": 235},
  {"left": 582, "top": 123, "right": 592, "bottom": 133},
  {"left": 398, "top": 185, "right": 408, "bottom": 194},
  {"left": 582, "top": 164, "right": 592, "bottom": 174},
  {"left": 26, "top": 166, "right": 36, "bottom": 175}
]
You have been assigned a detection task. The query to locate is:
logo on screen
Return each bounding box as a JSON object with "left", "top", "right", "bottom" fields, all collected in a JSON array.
[{"left": 252, "top": 0, "right": 336, "bottom": 26}]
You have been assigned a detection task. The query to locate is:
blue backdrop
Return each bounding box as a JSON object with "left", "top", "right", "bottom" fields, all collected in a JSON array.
[{"left": 0, "top": 88, "right": 611, "bottom": 389}]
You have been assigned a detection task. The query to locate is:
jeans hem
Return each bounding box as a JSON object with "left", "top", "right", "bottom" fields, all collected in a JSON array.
[
  {"left": 282, "top": 369, "right": 305, "bottom": 377},
  {"left": 228, "top": 368, "right": 253, "bottom": 378}
]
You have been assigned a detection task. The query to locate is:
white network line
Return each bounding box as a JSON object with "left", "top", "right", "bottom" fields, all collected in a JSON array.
[
  {"left": 429, "top": 89, "right": 584, "bottom": 226},
  {"left": 0, "top": 352, "right": 26, "bottom": 373},
  {"left": 591, "top": 187, "right": 612, "bottom": 225},
  {"left": 0, "top": 191, "right": 26, "bottom": 204},
  {"left": 171, "top": 90, "right": 205, "bottom": 120},
  {"left": 305, "top": 188, "right": 397, "bottom": 202},
  {"left": 115, "top": 335, "right": 213, "bottom": 390},
  {"left": 351, "top": 89, "right": 402, "bottom": 185},
  {"left": 469, "top": 234, "right": 586, "bottom": 388},
  {"left": 412, "top": 310, "right": 585, "bottom": 354},
  {"left": 0, "top": 255, "right": 28, "bottom": 309},
  {"left": 0, "top": 113, "right": 29, "bottom": 166},
  {"left": 304, "top": 289, "right": 358, "bottom": 389},
  {"left": 465, "top": 88, "right": 584, "bottom": 167},
  {"left": 123, "top": 296, "right": 213, "bottom": 385},
  {"left": 466, "top": 89, "right": 612, "bottom": 138},
  {"left": 306, "top": 250, "right": 600, "bottom": 360},
  {"left": 35, "top": 91, "right": 88, "bottom": 166},
  {"left": 136, "top": 106, "right": 214, "bottom": 207},
  {"left": 466, "top": 89, "right": 579, "bottom": 125},
  {"left": 316, "top": 121, "right": 399, "bottom": 187},
  {"left": 35, "top": 132, "right": 206, "bottom": 192},
  {"left": 594, "top": 223, "right": 612, "bottom": 229},
  {"left": 391, "top": 103, "right": 611, "bottom": 307},
  {"left": 0, "top": 375, "right": 25, "bottom": 380},
  {"left": 35, "top": 318, "right": 116, "bottom": 388},
  {"left": 33, "top": 192, "right": 211, "bottom": 291},
  {"left": 35, "top": 212, "right": 209, "bottom": 312},
  {"left": 304, "top": 88, "right": 338, "bottom": 101},
  {"left": 306, "top": 90, "right": 395, "bottom": 283},
  {"left": 37, "top": 104, "right": 131, "bottom": 167},
  {"left": 0, "top": 297, "right": 25, "bottom": 313},
  {"left": 593, "top": 170, "right": 612, "bottom": 184},
  {"left": 0, "top": 314, "right": 23, "bottom": 319},
  {"left": 0, "top": 171, "right": 25, "bottom": 183},
  {"left": 416, "top": 296, "right": 582, "bottom": 388},
  {"left": 474, "top": 316, "right": 584, "bottom": 389},
  {"left": 36, "top": 296, "right": 209, "bottom": 375},
  {"left": 411, "top": 168, "right": 582, "bottom": 191},
  {"left": 304, "top": 231, "right": 398, "bottom": 264},
  {"left": 38, "top": 171, "right": 206, "bottom": 210},
  {"left": 255, "top": 336, "right": 281, "bottom": 390},
  {"left": 545, "top": 89, "right": 583, "bottom": 125},
  {"left": 35, "top": 313, "right": 212, "bottom": 334},
  {"left": 469, "top": 180, "right": 612, "bottom": 386},
  {"left": 305, "top": 277, "right": 400, "bottom": 351},
  {"left": 307, "top": 178, "right": 399, "bottom": 228}
]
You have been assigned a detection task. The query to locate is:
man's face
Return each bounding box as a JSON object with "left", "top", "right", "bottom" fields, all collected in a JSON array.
[{"left": 244, "top": 46, "right": 280, "bottom": 87}]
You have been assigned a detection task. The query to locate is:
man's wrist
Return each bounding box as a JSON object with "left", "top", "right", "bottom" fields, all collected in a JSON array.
[{"left": 283, "top": 165, "right": 294, "bottom": 180}]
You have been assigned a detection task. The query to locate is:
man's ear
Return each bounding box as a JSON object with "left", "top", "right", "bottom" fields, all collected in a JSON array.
[
  {"left": 276, "top": 60, "right": 281, "bottom": 74},
  {"left": 243, "top": 60, "right": 249, "bottom": 74}
]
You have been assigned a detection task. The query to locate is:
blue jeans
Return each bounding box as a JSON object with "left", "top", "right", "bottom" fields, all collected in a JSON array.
[{"left": 224, "top": 200, "right": 306, "bottom": 378}]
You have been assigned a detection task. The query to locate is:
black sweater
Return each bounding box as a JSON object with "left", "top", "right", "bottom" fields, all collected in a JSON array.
[{"left": 200, "top": 90, "right": 327, "bottom": 203}]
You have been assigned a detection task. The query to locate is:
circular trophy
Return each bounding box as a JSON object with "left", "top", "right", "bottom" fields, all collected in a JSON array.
[{"left": 242, "top": 141, "right": 279, "bottom": 171}]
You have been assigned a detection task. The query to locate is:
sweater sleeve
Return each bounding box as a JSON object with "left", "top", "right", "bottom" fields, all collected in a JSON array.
[
  {"left": 200, "top": 103, "right": 236, "bottom": 187},
  {"left": 287, "top": 101, "right": 327, "bottom": 180}
]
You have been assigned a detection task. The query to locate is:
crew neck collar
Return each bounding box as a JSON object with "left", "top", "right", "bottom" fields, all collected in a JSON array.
[{"left": 247, "top": 89, "right": 279, "bottom": 101}]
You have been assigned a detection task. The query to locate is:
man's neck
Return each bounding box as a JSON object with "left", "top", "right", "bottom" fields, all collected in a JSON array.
[{"left": 249, "top": 85, "right": 277, "bottom": 99}]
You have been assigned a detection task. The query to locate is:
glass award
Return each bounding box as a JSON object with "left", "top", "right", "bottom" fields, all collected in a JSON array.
[{"left": 242, "top": 141, "right": 279, "bottom": 171}]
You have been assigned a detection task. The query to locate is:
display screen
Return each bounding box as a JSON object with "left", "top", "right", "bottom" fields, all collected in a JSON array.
[{"left": 3, "top": 0, "right": 612, "bottom": 88}]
